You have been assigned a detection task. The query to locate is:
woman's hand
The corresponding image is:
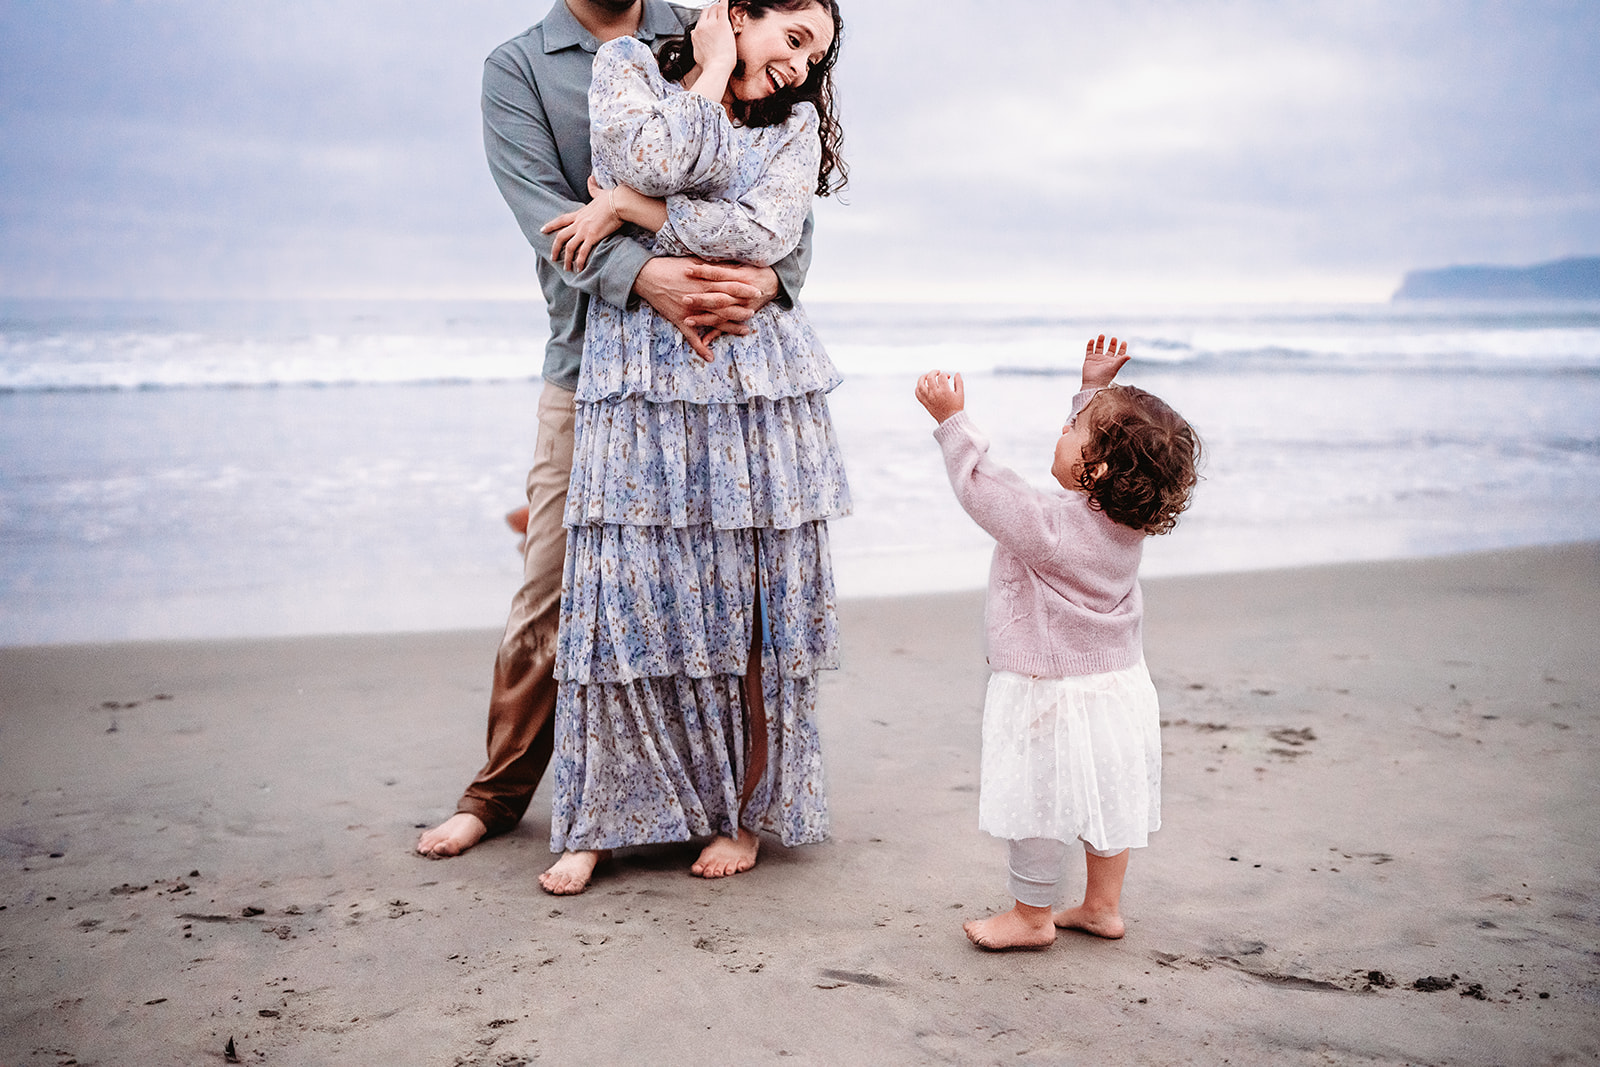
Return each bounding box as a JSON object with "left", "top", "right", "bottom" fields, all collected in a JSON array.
[
  {"left": 688, "top": 1, "right": 737, "bottom": 102},
  {"left": 915, "top": 370, "right": 965, "bottom": 424},
  {"left": 1082, "top": 334, "right": 1130, "bottom": 390},
  {"left": 599, "top": 173, "right": 667, "bottom": 235},
  {"left": 540, "top": 179, "right": 623, "bottom": 273}
]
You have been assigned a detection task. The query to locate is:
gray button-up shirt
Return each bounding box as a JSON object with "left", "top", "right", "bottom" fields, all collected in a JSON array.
[{"left": 484, "top": 0, "right": 813, "bottom": 390}]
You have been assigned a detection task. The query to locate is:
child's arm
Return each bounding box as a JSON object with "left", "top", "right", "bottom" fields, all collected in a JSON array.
[
  {"left": 1081, "top": 334, "right": 1130, "bottom": 391},
  {"left": 917, "top": 371, "right": 1067, "bottom": 564},
  {"left": 915, "top": 370, "right": 965, "bottom": 423}
]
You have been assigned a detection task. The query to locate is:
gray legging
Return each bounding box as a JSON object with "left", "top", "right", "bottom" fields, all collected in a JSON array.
[{"left": 1008, "top": 837, "right": 1126, "bottom": 908}]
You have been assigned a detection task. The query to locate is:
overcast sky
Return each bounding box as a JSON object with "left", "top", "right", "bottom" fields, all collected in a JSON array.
[{"left": 2, "top": 0, "right": 1597, "bottom": 303}]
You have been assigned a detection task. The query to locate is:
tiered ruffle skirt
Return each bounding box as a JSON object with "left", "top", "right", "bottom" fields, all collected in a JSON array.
[{"left": 550, "top": 299, "right": 849, "bottom": 852}]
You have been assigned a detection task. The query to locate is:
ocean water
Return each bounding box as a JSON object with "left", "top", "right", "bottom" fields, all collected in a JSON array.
[{"left": 2, "top": 298, "right": 1598, "bottom": 646}]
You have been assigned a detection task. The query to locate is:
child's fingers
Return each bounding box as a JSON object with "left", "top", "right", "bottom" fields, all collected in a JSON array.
[{"left": 953, "top": 371, "right": 964, "bottom": 399}]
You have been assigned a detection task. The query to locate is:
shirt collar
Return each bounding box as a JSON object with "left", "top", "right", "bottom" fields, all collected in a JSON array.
[{"left": 542, "top": 0, "right": 685, "bottom": 55}]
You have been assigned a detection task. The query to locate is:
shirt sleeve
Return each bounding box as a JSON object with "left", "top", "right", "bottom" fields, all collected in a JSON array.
[
  {"left": 482, "top": 45, "right": 649, "bottom": 309},
  {"left": 769, "top": 212, "right": 812, "bottom": 308},
  {"left": 931, "top": 411, "right": 1066, "bottom": 568}
]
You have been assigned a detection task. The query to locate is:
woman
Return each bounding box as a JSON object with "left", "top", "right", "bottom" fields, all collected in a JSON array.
[{"left": 538, "top": 0, "right": 847, "bottom": 894}]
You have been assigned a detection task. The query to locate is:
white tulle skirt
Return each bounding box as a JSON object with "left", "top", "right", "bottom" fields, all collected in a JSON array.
[{"left": 977, "top": 662, "right": 1162, "bottom": 853}]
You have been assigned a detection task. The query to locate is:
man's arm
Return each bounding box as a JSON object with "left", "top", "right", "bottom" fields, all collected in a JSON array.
[
  {"left": 770, "top": 212, "right": 813, "bottom": 309},
  {"left": 483, "top": 49, "right": 648, "bottom": 310},
  {"left": 651, "top": 212, "right": 810, "bottom": 357}
]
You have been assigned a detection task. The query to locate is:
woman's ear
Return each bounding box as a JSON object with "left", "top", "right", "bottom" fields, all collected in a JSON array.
[{"left": 730, "top": 5, "right": 745, "bottom": 33}]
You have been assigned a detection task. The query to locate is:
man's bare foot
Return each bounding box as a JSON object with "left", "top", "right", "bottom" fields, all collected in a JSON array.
[
  {"left": 690, "top": 831, "right": 759, "bottom": 878},
  {"left": 416, "top": 812, "right": 488, "bottom": 859},
  {"left": 539, "top": 849, "right": 610, "bottom": 895},
  {"left": 963, "top": 902, "right": 1056, "bottom": 951},
  {"left": 1053, "top": 903, "right": 1126, "bottom": 939}
]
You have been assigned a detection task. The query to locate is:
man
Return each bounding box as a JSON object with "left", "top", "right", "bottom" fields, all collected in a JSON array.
[{"left": 416, "top": 0, "right": 812, "bottom": 866}]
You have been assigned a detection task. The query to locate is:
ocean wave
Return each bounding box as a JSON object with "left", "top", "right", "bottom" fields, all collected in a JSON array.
[
  {"left": 5, "top": 304, "right": 1600, "bottom": 391},
  {"left": 0, "top": 331, "right": 545, "bottom": 392}
]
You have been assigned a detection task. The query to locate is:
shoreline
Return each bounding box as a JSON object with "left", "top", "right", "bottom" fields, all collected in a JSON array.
[
  {"left": 2, "top": 542, "right": 1596, "bottom": 1064},
  {"left": 4, "top": 536, "right": 1599, "bottom": 650}
]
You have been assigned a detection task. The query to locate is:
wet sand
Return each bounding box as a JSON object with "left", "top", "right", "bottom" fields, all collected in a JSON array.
[{"left": 2, "top": 543, "right": 1597, "bottom": 1065}]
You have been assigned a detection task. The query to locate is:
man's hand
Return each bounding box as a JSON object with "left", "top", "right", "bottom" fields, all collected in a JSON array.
[
  {"left": 915, "top": 370, "right": 965, "bottom": 424},
  {"left": 634, "top": 258, "right": 779, "bottom": 361},
  {"left": 1082, "top": 334, "right": 1130, "bottom": 390}
]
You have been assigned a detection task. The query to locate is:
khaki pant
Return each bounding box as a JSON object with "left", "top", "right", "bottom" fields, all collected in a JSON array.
[{"left": 456, "top": 382, "right": 576, "bottom": 836}]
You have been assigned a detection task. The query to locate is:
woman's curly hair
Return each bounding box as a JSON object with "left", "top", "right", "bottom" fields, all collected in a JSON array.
[
  {"left": 1073, "top": 386, "right": 1202, "bottom": 536},
  {"left": 656, "top": 0, "right": 847, "bottom": 197}
]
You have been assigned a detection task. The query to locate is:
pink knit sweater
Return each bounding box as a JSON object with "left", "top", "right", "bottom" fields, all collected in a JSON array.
[{"left": 933, "top": 406, "right": 1146, "bottom": 678}]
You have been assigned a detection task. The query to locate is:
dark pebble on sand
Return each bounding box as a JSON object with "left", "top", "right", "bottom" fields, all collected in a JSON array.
[
  {"left": 259, "top": 1008, "right": 280, "bottom": 1017},
  {"left": 224, "top": 1036, "right": 240, "bottom": 1063},
  {"left": 242, "top": 906, "right": 265, "bottom": 917},
  {"left": 50, "top": 852, "right": 63, "bottom": 858},
  {"left": 1366, "top": 970, "right": 1395, "bottom": 988},
  {"left": 1460, "top": 983, "right": 1487, "bottom": 1000},
  {"left": 1413, "top": 975, "right": 1457, "bottom": 992},
  {"left": 1539, "top": 991, "right": 1550, "bottom": 999}
]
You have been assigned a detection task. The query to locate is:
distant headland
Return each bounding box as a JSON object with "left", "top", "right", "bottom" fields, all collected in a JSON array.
[{"left": 1392, "top": 256, "right": 1600, "bottom": 300}]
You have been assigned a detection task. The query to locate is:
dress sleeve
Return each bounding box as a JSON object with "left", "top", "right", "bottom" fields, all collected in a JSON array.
[
  {"left": 658, "top": 104, "right": 820, "bottom": 267},
  {"left": 589, "top": 37, "right": 740, "bottom": 197}
]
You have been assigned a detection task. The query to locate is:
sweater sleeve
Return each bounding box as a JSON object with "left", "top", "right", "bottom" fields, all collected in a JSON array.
[{"left": 931, "top": 411, "right": 1065, "bottom": 568}]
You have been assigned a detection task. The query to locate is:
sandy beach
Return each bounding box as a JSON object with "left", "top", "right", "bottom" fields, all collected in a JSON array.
[{"left": 2, "top": 543, "right": 1597, "bottom": 1066}]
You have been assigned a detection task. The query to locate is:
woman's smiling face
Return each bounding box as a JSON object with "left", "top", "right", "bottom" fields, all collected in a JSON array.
[{"left": 727, "top": 3, "right": 835, "bottom": 102}]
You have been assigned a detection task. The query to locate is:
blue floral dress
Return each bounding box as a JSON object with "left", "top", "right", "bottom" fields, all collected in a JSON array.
[{"left": 549, "top": 37, "right": 849, "bottom": 852}]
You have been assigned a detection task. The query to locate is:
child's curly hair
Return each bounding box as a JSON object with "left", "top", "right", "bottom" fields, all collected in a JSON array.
[{"left": 1073, "top": 386, "right": 1201, "bottom": 535}]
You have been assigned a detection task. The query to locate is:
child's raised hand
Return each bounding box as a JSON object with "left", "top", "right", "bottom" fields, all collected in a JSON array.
[
  {"left": 915, "top": 370, "right": 964, "bottom": 423},
  {"left": 1082, "top": 334, "right": 1130, "bottom": 390}
]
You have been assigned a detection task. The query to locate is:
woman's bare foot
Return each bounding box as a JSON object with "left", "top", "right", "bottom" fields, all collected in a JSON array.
[
  {"left": 1052, "top": 903, "right": 1126, "bottom": 939},
  {"left": 539, "top": 850, "right": 610, "bottom": 895},
  {"left": 415, "top": 813, "right": 488, "bottom": 859},
  {"left": 690, "top": 831, "right": 759, "bottom": 878},
  {"left": 964, "top": 901, "right": 1056, "bottom": 951}
]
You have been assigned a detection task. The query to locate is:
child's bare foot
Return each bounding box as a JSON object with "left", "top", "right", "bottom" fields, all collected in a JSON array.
[
  {"left": 415, "top": 812, "right": 488, "bottom": 859},
  {"left": 539, "top": 849, "right": 610, "bottom": 895},
  {"left": 1052, "top": 903, "right": 1126, "bottom": 939},
  {"left": 690, "top": 831, "right": 759, "bottom": 878},
  {"left": 963, "top": 902, "right": 1056, "bottom": 951}
]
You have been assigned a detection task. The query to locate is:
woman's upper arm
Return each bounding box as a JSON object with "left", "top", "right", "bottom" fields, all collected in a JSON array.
[
  {"left": 589, "top": 38, "right": 737, "bottom": 196},
  {"left": 657, "top": 104, "right": 819, "bottom": 264}
]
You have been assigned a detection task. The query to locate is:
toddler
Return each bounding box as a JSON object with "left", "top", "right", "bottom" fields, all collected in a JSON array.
[{"left": 915, "top": 334, "right": 1201, "bottom": 950}]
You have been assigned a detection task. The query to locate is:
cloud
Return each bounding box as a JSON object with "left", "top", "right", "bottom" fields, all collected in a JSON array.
[{"left": 2, "top": 0, "right": 1598, "bottom": 301}]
